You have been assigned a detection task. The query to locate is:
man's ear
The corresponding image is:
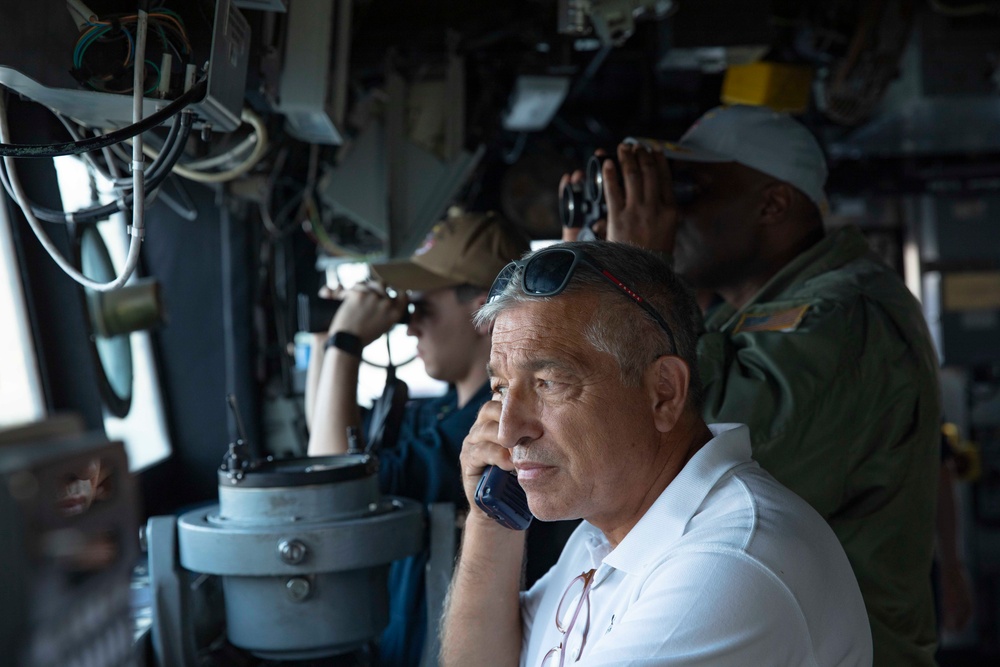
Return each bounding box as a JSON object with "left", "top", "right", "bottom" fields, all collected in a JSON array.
[
  {"left": 647, "top": 355, "right": 690, "bottom": 434},
  {"left": 470, "top": 292, "right": 490, "bottom": 335},
  {"left": 760, "top": 182, "right": 794, "bottom": 225}
]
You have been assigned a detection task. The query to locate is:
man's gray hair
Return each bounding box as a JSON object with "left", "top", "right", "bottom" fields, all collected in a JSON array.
[{"left": 475, "top": 241, "right": 705, "bottom": 411}]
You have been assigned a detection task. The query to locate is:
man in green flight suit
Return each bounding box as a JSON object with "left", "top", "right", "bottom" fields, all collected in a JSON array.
[{"left": 586, "top": 105, "right": 942, "bottom": 666}]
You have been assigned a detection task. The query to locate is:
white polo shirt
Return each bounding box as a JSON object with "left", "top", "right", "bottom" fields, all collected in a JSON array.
[{"left": 519, "top": 423, "right": 873, "bottom": 667}]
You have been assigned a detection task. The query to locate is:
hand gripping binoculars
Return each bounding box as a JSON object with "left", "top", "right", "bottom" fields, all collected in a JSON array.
[{"left": 559, "top": 144, "right": 699, "bottom": 232}]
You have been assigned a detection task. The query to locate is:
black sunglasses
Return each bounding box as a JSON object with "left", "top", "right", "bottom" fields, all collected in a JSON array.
[{"left": 488, "top": 246, "right": 676, "bottom": 353}]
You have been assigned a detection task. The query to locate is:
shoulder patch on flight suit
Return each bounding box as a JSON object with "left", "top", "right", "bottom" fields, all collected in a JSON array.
[{"left": 733, "top": 304, "right": 810, "bottom": 333}]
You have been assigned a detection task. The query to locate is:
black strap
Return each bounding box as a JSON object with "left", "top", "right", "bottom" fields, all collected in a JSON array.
[
  {"left": 324, "top": 331, "right": 362, "bottom": 357},
  {"left": 366, "top": 364, "right": 409, "bottom": 454}
]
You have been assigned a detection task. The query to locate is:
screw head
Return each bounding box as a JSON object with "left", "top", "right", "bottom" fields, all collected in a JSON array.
[
  {"left": 285, "top": 577, "right": 311, "bottom": 602},
  {"left": 277, "top": 539, "right": 307, "bottom": 565}
]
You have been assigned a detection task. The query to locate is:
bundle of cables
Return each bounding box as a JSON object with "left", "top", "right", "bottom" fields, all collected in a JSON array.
[
  {"left": 0, "top": 2, "right": 266, "bottom": 290},
  {"left": 0, "top": 110, "right": 193, "bottom": 225},
  {"left": 0, "top": 83, "right": 197, "bottom": 224},
  {"left": 70, "top": 5, "right": 192, "bottom": 96}
]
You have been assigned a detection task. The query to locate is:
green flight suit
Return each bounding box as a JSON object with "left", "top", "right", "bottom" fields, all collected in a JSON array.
[{"left": 698, "top": 225, "right": 941, "bottom": 666}]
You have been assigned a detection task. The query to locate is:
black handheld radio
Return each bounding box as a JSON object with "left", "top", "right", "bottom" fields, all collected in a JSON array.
[{"left": 474, "top": 465, "right": 533, "bottom": 531}]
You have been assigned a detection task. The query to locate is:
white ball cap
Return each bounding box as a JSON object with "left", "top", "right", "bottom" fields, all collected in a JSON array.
[{"left": 635, "top": 105, "right": 829, "bottom": 212}]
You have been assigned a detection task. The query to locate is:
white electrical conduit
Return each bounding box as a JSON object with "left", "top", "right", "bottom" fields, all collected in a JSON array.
[
  {"left": 181, "top": 130, "right": 256, "bottom": 170},
  {"left": 0, "top": 8, "right": 149, "bottom": 292},
  {"left": 137, "top": 107, "right": 268, "bottom": 183}
]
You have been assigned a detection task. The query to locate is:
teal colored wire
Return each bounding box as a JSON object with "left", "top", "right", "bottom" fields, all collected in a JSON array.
[
  {"left": 150, "top": 18, "right": 190, "bottom": 54},
  {"left": 74, "top": 25, "right": 110, "bottom": 68},
  {"left": 143, "top": 60, "right": 160, "bottom": 94},
  {"left": 155, "top": 25, "right": 169, "bottom": 51},
  {"left": 74, "top": 24, "right": 104, "bottom": 64}
]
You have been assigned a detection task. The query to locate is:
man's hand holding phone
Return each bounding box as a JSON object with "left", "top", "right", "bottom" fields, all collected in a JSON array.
[
  {"left": 461, "top": 400, "right": 533, "bottom": 531},
  {"left": 444, "top": 400, "right": 528, "bottom": 667}
]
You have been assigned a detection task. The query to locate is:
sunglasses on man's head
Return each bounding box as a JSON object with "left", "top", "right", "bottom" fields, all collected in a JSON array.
[{"left": 487, "top": 246, "right": 676, "bottom": 353}]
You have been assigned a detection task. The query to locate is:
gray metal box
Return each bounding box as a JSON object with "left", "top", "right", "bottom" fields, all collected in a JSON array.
[{"left": 276, "top": 0, "right": 350, "bottom": 145}]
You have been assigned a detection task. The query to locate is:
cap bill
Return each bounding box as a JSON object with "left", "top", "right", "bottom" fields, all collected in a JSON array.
[
  {"left": 370, "top": 259, "right": 459, "bottom": 292},
  {"left": 642, "top": 138, "right": 733, "bottom": 164}
]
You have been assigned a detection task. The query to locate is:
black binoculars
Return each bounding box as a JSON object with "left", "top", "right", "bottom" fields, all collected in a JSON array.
[
  {"left": 559, "top": 155, "right": 612, "bottom": 229},
  {"left": 297, "top": 293, "right": 410, "bottom": 333},
  {"left": 559, "top": 152, "right": 699, "bottom": 230}
]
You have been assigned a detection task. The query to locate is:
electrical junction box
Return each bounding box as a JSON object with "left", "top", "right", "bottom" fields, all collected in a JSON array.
[
  {"left": 0, "top": 0, "right": 249, "bottom": 132},
  {"left": 275, "top": 0, "right": 350, "bottom": 145}
]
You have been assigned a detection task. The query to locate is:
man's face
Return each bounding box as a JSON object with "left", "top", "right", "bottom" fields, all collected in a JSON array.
[
  {"left": 406, "top": 287, "right": 484, "bottom": 383},
  {"left": 488, "top": 296, "right": 660, "bottom": 526},
  {"left": 671, "top": 161, "right": 771, "bottom": 290}
]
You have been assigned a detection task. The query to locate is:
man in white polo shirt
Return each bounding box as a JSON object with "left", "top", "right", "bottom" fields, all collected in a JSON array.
[{"left": 440, "top": 240, "right": 872, "bottom": 666}]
